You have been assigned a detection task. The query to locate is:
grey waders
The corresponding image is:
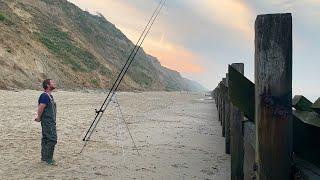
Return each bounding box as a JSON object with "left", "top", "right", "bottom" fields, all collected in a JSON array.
[{"left": 40, "top": 94, "right": 57, "bottom": 163}]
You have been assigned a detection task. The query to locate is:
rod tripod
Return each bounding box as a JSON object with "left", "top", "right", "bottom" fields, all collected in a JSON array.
[
  {"left": 79, "top": 93, "right": 140, "bottom": 155},
  {"left": 112, "top": 94, "right": 140, "bottom": 155}
]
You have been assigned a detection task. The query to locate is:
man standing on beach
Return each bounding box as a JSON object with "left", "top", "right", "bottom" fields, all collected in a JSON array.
[{"left": 35, "top": 79, "right": 57, "bottom": 165}]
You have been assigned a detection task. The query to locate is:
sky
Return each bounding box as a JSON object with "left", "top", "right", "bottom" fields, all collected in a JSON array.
[{"left": 68, "top": 0, "right": 320, "bottom": 101}]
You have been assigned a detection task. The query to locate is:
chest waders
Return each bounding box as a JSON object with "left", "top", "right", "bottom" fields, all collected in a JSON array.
[{"left": 40, "top": 94, "right": 57, "bottom": 162}]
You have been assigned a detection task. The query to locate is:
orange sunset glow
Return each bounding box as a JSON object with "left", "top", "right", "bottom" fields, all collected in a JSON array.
[{"left": 117, "top": 25, "right": 206, "bottom": 74}]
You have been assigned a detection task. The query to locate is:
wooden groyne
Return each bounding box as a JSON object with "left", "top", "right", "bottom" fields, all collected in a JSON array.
[{"left": 212, "top": 13, "right": 320, "bottom": 180}]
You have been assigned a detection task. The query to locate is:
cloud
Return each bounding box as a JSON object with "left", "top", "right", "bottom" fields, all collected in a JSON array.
[
  {"left": 67, "top": 0, "right": 147, "bottom": 31},
  {"left": 186, "top": 0, "right": 254, "bottom": 39},
  {"left": 147, "top": 43, "right": 206, "bottom": 74},
  {"left": 120, "top": 25, "right": 205, "bottom": 73}
]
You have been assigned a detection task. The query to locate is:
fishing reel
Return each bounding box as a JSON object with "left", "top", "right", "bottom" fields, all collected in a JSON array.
[{"left": 95, "top": 109, "right": 104, "bottom": 114}]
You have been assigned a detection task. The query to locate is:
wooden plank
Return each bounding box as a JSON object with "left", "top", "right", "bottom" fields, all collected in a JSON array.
[
  {"left": 294, "top": 158, "right": 320, "bottom": 180},
  {"left": 311, "top": 97, "right": 320, "bottom": 114},
  {"left": 255, "top": 13, "right": 293, "bottom": 180},
  {"left": 292, "top": 95, "right": 313, "bottom": 112},
  {"left": 229, "top": 63, "right": 245, "bottom": 180},
  {"left": 293, "top": 113, "right": 320, "bottom": 167},
  {"left": 293, "top": 111, "right": 320, "bottom": 128},
  {"left": 228, "top": 65, "right": 255, "bottom": 121}
]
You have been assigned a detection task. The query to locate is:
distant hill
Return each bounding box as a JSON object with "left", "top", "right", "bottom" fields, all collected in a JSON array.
[{"left": 0, "top": 0, "right": 206, "bottom": 91}]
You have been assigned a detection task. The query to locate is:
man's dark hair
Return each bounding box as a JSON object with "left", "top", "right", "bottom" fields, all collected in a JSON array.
[{"left": 42, "top": 79, "right": 52, "bottom": 90}]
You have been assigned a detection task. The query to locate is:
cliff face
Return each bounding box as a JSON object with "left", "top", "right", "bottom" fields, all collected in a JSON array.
[{"left": 0, "top": 0, "right": 206, "bottom": 91}]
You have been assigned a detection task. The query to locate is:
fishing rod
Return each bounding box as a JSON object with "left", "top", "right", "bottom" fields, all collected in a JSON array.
[
  {"left": 82, "top": 0, "right": 164, "bottom": 142},
  {"left": 82, "top": 0, "right": 163, "bottom": 142},
  {"left": 80, "top": 0, "right": 166, "bottom": 153},
  {"left": 82, "top": 0, "right": 165, "bottom": 142}
]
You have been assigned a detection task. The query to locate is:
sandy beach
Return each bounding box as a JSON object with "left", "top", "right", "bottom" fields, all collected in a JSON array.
[{"left": 0, "top": 90, "right": 230, "bottom": 179}]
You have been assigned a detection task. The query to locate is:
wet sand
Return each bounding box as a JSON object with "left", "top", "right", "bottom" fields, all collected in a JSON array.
[{"left": 0, "top": 90, "right": 230, "bottom": 179}]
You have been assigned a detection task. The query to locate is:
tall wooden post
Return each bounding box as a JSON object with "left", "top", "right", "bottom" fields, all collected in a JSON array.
[
  {"left": 255, "top": 13, "right": 292, "bottom": 180},
  {"left": 215, "top": 88, "right": 218, "bottom": 109},
  {"left": 218, "top": 82, "right": 222, "bottom": 124},
  {"left": 222, "top": 78, "right": 227, "bottom": 137},
  {"left": 229, "top": 63, "right": 245, "bottom": 180},
  {"left": 225, "top": 73, "right": 231, "bottom": 154}
]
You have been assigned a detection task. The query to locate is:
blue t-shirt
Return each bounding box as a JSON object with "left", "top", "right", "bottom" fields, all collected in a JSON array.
[{"left": 38, "top": 93, "right": 53, "bottom": 105}]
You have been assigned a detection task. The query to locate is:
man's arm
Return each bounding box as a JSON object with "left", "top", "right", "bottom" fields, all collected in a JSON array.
[{"left": 35, "top": 103, "right": 46, "bottom": 122}]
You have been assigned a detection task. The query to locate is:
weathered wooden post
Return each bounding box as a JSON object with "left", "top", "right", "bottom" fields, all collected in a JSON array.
[
  {"left": 228, "top": 63, "right": 255, "bottom": 179},
  {"left": 219, "top": 82, "right": 223, "bottom": 124},
  {"left": 214, "top": 88, "right": 218, "bottom": 109},
  {"left": 214, "top": 87, "right": 219, "bottom": 122},
  {"left": 218, "top": 82, "right": 222, "bottom": 124},
  {"left": 225, "top": 73, "right": 231, "bottom": 154},
  {"left": 244, "top": 120, "right": 256, "bottom": 179},
  {"left": 222, "top": 78, "right": 227, "bottom": 137},
  {"left": 255, "top": 13, "right": 292, "bottom": 180},
  {"left": 229, "top": 63, "right": 245, "bottom": 180}
]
